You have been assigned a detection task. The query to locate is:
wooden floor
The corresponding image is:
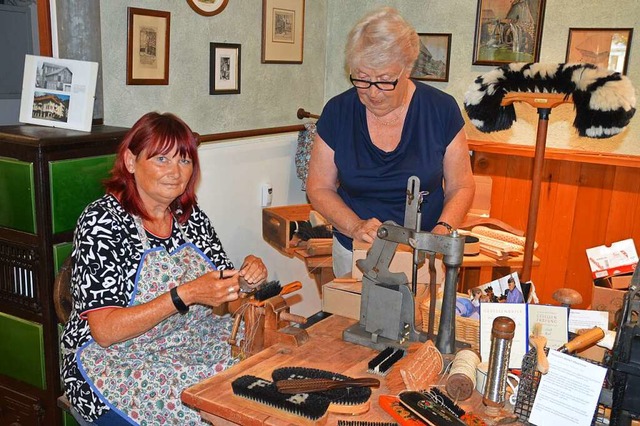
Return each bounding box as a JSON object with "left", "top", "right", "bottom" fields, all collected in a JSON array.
[{"left": 470, "top": 141, "right": 640, "bottom": 308}]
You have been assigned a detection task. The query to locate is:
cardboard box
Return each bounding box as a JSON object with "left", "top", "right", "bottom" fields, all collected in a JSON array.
[
  {"left": 322, "top": 279, "right": 429, "bottom": 324},
  {"left": 591, "top": 284, "right": 626, "bottom": 329},
  {"left": 351, "top": 240, "right": 444, "bottom": 284},
  {"left": 586, "top": 238, "right": 638, "bottom": 280},
  {"left": 322, "top": 280, "right": 362, "bottom": 320}
]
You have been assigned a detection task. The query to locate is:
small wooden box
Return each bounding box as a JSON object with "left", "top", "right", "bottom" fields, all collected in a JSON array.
[{"left": 262, "top": 204, "right": 312, "bottom": 256}]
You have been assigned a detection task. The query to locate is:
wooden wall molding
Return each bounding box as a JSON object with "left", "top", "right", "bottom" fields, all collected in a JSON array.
[
  {"left": 198, "top": 124, "right": 305, "bottom": 144},
  {"left": 469, "top": 139, "right": 640, "bottom": 169}
]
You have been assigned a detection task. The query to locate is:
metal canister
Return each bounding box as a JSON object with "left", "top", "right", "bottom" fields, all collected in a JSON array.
[{"left": 483, "top": 316, "right": 516, "bottom": 412}]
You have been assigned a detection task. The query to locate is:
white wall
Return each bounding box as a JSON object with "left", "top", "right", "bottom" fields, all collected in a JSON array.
[{"left": 196, "top": 132, "right": 321, "bottom": 318}]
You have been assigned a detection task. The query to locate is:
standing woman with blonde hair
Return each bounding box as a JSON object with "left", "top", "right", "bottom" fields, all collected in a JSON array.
[{"left": 307, "top": 7, "right": 475, "bottom": 277}]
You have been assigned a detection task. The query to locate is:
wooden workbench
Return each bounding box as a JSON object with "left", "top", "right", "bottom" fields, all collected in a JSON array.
[{"left": 181, "top": 315, "right": 518, "bottom": 425}]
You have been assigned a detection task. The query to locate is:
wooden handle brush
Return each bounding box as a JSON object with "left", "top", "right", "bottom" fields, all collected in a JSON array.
[{"left": 275, "top": 377, "right": 380, "bottom": 394}]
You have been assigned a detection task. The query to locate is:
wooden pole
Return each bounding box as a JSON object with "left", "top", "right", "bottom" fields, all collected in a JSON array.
[
  {"left": 500, "top": 93, "right": 573, "bottom": 283},
  {"left": 521, "top": 108, "right": 550, "bottom": 282}
]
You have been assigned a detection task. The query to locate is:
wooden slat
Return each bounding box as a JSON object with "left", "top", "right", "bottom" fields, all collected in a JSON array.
[
  {"left": 605, "top": 167, "right": 640, "bottom": 243},
  {"left": 537, "top": 161, "right": 581, "bottom": 303},
  {"left": 471, "top": 146, "right": 640, "bottom": 308}
]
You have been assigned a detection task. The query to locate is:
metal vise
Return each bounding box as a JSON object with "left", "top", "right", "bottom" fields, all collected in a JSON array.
[{"left": 342, "top": 220, "right": 465, "bottom": 354}]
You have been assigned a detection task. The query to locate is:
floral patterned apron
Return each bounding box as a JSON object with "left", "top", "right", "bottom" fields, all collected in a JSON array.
[{"left": 77, "top": 217, "right": 238, "bottom": 425}]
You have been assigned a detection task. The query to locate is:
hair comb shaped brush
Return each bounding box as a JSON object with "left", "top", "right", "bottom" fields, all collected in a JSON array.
[{"left": 272, "top": 367, "right": 374, "bottom": 415}]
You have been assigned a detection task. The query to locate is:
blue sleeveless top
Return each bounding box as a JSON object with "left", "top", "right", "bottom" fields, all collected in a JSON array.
[{"left": 316, "top": 81, "right": 464, "bottom": 250}]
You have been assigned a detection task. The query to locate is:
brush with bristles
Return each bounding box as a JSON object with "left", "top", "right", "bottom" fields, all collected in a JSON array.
[
  {"left": 367, "top": 347, "right": 405, "bottom": 376},
  {"left": 231, "top": 375, "right": 330, "bottom": 423},
  {"left": 252, "top": 280, "right": 302, "bottom": 303}
]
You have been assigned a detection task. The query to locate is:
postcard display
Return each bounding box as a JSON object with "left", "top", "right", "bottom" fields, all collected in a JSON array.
[{"left": 19, "top": 55, "right": 98, "bottom": 132}]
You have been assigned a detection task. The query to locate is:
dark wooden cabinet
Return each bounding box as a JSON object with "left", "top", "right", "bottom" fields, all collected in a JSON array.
[{"left": 0, "top": 124, "right": 127, "bottom": 426}]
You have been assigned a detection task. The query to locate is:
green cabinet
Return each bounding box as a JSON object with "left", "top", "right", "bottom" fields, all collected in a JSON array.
[
  {"left": 50, "top": 154, "right": 115, "bottom": 234},
  {"left": 0, "top": 124, "right": 127, "bottom": 426},
  {"left": 0, "top": 157, "right": 36, "bottom": 233}
]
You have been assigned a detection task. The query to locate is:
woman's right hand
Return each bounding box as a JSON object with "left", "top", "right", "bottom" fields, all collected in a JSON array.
[
  {"left": 349, "top": 218, "right": 383, "bottom": 243},
  {"left": 184, "top": 270, "right": 241, "bottom": 307}
]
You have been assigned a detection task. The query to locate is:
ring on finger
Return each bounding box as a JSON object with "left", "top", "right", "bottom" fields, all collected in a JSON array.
[{"left": 228, "top": 286, "right": 234, "bottom": 294}]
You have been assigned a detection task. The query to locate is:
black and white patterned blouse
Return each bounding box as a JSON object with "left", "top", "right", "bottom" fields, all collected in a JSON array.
[{"left": 59, "top": 194, "right": 233, "bottom": 422}]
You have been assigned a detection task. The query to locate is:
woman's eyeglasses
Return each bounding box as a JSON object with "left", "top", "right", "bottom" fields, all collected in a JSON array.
[{"left": 349, "top": 67, "right": 405, "bottom": 91}]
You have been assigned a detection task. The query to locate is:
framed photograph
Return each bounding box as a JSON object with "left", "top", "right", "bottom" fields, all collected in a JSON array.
[
  {"left": 472, "top": 0, "right": 546, "bottom": 66},
  {"left": 566, "top": 28, "right": 633, "bottom": 75},
  {"left": 186, "top": 0, "right": 229, "bottom": 16},
  {"left": 126, "top": 7, "right": 170, "bottom": 85},
  {"left": 261, "top": 0, "right": 305, "bottom": 64},
  {"left": 411, "top": 33, "right": 452, "bottom": 82},
  {"left": 210, "top": 43, "right": 241, "bottom": 95},
  {"left": 19, "top": 55, "right": 98, "bottom": 132}
]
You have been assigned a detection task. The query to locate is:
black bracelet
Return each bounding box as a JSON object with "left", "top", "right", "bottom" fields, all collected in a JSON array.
[
  {"left": 170, "top": 286, "right": 189, "bottom": 314},
  {"left": 436, "top": 221, "right": 454, "bottom": 233}
]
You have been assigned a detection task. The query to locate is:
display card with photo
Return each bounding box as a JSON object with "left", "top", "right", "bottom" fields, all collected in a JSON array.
[{"left": 19, "top": 55, "right": 98, "bottom": 132}]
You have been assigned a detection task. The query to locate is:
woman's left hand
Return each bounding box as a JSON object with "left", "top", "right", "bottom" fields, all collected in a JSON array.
[{"left": 238, "top": 255, "right": 268, "bottom": 286}]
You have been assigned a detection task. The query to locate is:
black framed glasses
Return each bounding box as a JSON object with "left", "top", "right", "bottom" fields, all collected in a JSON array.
[
  {"left": 349, "top": 67, "right": 405, "bottom": 91},
  {"left": 349, "top": 75, "right": 399, "bottom": 91}
]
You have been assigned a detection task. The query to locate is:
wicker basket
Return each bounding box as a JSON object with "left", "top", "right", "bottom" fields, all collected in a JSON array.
[{"left": 420, "top": 294, "right": 480, "bottom": 351}]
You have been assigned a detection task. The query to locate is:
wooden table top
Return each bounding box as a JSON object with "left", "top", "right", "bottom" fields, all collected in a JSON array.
[
  {"left": 182, "top": 315, "right": 520, "bottom": 425},
  {"left": 182, "top": 315, "right": 392, "bottom": 425}
]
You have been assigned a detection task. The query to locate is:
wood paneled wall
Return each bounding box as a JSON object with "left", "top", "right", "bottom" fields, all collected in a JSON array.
[{"left": 469, "top": 141, "right": 640, "bottom": 308}]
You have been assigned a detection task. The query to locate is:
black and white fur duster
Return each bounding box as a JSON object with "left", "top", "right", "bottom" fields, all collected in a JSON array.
[{"left": 464, "top": 63, "right": 636, "bottom": 138}]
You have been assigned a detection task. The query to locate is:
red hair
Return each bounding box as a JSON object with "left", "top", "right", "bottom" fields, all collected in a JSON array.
[{"left": 105, "top": 112, "right": 200, "bottom": 223}]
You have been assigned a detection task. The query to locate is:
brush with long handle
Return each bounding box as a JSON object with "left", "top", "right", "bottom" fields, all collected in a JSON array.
[{"left": 275, "top": 377, "right": 380, "bottom": 394}]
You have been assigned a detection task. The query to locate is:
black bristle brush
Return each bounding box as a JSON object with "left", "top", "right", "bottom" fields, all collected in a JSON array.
[
  {"left": 427, "top": 387, "right": 466, "bottom": 417},
  {"left": 253, "top": 280, "right": 282, "bottom": 301},
  {"left": 253, "top": 280, "right": 302, "bottom": 302},
  {"left": 367, "top": 347, "right": 405, "bottom": 376},
  {"left": 231, "top": 375, "right": 330, "bottom": 421}
]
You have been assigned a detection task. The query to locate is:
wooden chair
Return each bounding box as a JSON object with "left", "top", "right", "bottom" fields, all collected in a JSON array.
[
  {"left": 53, "top": 257, "right": 73, "bottom": 416},
  {"left": 53, "top": 256, "right": 73, "bottom": 324}
]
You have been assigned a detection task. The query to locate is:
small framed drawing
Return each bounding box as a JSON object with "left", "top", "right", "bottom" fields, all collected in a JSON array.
[
  {"left": 210, "top": 43, "right": 241, "bottom": 95},
  {"left": 411, "top": 33, "right": 452, "bottom": 82},
  {"left": 566, "top": 28, "right": 633, "bottom": 75},
  {"left": 127, "top": 7, "right": 170, "bottom": 85},
  {"left": 19, "top": 55, "right": 98, "bottom": 132},
  {"left": 186, "top": 0, "right": 228, "bottom": 16},
  {"left": 261, "top": 0, "right": 305, "bottom": 64},
  {"left": 472, "top": 0, "right": 546, "bottom": 66}
]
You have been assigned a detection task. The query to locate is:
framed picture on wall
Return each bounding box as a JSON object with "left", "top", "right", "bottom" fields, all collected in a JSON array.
[
  {"left": 566, "top": 28, "right": 633, "bottom": 75},
  {"left": 411, "top": 33, "right": 452, "bottom": 82},
  {"left": 261, "top": 0, "right": 305, "bottom": 64},
  {"left": 210, "top": 42, "right": 241, "bottom": 95},
  {"left": 126, "top": 7, "right": 170, "bottom": 85},
  {"left": 472, "top": 0, "right": 546, "bottom": 66},
  {"left": 186, "top": 0, "right": 229, "bottom": 16}
]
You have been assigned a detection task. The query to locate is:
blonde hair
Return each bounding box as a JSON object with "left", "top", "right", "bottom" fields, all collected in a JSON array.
[{"left": 346, "top": 7, "right": 420, "bottom": 72}]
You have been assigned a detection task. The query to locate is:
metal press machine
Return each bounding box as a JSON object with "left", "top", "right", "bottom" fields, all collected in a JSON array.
[{"left": 343, "top": 176, "right": 466, "bottom": 354}]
